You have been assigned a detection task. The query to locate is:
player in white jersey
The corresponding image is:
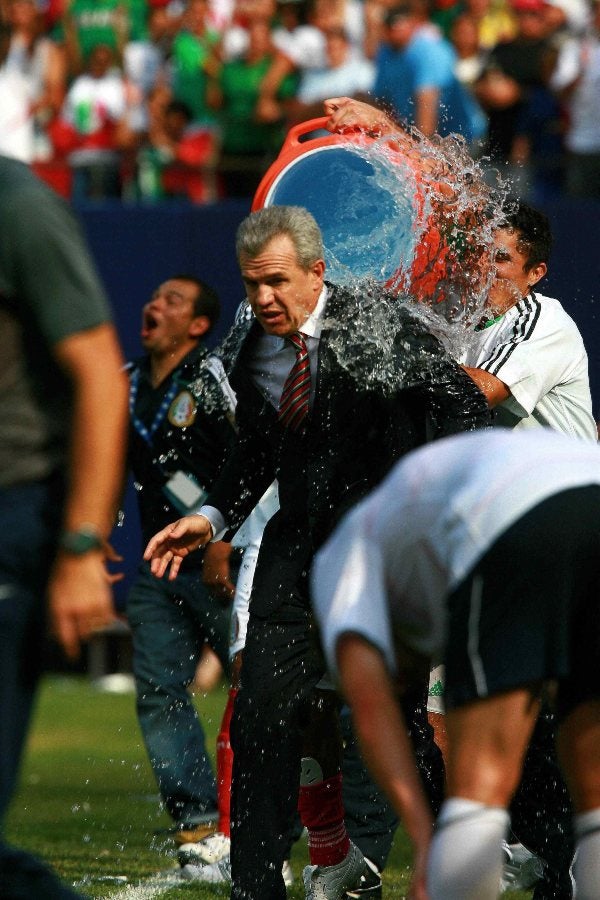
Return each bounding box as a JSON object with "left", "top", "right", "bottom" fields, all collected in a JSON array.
[
  {"left": 462, "top": 290, "right": 596, "bottom": 437},
  {"left": 312, "top": 428, "right": 600, "bottom": 900},
  {"left": 462, "top": 200, "right": 596, "bottom": 440},
  {"left": 455, "top": 199, "right": 596, "bottom": 895}
]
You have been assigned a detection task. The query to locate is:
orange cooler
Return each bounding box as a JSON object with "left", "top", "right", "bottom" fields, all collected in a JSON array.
[{"left": 251, "top": 117, "right": 424, "bottom": 291}]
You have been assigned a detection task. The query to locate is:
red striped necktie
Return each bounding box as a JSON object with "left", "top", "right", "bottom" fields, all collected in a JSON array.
[{"left": 278, "top": 331, "right": 310, "bottom": 431}]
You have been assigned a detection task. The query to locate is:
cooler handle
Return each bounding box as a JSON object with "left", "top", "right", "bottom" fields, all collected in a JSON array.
[{"left": 281, "top": 117, "right": 330, "bottom": 150}]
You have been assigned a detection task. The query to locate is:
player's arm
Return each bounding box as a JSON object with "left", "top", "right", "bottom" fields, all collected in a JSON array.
[
  {"left": 323, "top": 96, "right": 458, "bottom": 191},
  {"left": 324, "top": 96, "right": 398, "bottom": 136},
  {"left": 49, "top": 323, "right": 129, "bottom": 659},
  {"left": 414, "top": 86, "right": 440, "bottom": 138},
  {"left": 336, "top": 634, "right": 432, "bottom": 900},
  {"left": 462, "top": 366, "right": 511, "bottom": 408}
]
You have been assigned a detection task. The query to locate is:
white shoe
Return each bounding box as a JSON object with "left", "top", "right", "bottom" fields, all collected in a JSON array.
[
  {"left": 282, "top": 858, "right": 295, "bottom": 887},
  {"left": 178, "top": 831, "right": 231, "bottom": 866},
  {"left": 501, "top": 841, "right": 545, "bottom": 892},
  {"left": 303, "top": 842, "right": 366, "bottom": 900},
  {"left": 181, "top": 855, "right": 231, "bottom": 883},
  {"left": 181, "top": 854, "right": 294, "bottom": 887}
]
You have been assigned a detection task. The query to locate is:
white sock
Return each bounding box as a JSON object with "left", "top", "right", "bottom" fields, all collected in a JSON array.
[
  {"left": 428, "top": 798, "right": 509, "bottom": 900},
  {"left": 574, "top": 808, "right": 600, "bottom": 899}
]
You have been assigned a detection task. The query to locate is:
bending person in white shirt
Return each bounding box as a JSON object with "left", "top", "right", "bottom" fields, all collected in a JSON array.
[{"left": 313, "top": 428, "right": 600, "bottom": 900}]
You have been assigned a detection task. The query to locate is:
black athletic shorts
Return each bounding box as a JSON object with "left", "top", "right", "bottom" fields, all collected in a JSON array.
[{"left": 444, "top": 485, "right": 600, "bottom": 720}]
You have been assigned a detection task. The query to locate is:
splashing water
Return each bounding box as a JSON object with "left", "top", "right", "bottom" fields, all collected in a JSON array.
[
  {"left": 266, "top": 144, "right": 422, "bottom": 286},
  {"left": 264, "top": 123, "right": 511, "bottom": 367}
]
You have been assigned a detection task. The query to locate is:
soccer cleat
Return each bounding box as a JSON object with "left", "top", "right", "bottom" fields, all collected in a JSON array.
[
  {"left": 344, "top": 858, "right": 382, "bottom": 898},
  {"left": 181, "top": 857, "right": 232, "bottom": 884},
  {"left": 500, "top": 841, "right": 545, "bottom": 892},
  {"left": 181, "top": 854, "right": 294, "bottom": 886},
  {"left": 173, "top": 821, "right": 217, "bottom": 846},
  {"left": 178, "top": 831, "right": 231, "bottom": 866},
  {"left": 303, "top": 841, "right": 367, "bottom": 900}
]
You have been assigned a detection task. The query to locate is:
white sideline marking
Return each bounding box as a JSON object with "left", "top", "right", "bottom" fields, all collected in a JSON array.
[{"left": 106, "top": 870, "right": 183, "bottom": 899}]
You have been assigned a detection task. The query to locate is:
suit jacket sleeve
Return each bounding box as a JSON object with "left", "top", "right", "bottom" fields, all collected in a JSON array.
[
  {"left": 204, "top": 388, "right": 276, "bottom": 539},
  {"left": 397, "top": 309, "right": 491, "bottom": 437}
]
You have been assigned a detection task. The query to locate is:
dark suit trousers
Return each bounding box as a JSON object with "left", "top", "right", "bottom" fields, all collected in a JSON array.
[
  {"left": 229, "top": 593, "right": 447, "bottom": 899},
  {"left": 230, "top": 590, "right": 324, "bottom": 900}
]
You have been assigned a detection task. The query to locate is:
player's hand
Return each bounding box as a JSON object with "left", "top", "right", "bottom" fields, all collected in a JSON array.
[
  {"left": 49, "top": 551, "right": 117, "bottom": 660},
  {"left": 323, "top": 97, "right": 395, "bottom": 136},
  {"left": 143, "top": 514, "right": 212, "bottom": 580},
  {"left": 202, "top": 540, "right": 235, "bottom": 604}
]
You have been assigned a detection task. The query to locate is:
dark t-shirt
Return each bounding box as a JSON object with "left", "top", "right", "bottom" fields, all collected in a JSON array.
[
  {"left": 484, "top": 37, "right": 553, "bottom": 159},
  {"left": 0, "top": 156, "right": 112, "bottom": 489},
  {"left": 128, "top": 347, "right": 236, "bottom": 559}
]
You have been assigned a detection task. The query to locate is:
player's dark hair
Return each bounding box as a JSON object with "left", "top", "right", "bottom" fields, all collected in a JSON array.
[
  {"left": 499, "top": 199, "right": 553, "bottom": 270},
  {"left": 173, "top": 275, "right": 220, "bottom": 334}
]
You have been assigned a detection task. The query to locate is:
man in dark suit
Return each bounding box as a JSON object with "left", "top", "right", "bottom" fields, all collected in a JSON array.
[{"left": 144, "top": 205, "right": 489, "bottom": 900}]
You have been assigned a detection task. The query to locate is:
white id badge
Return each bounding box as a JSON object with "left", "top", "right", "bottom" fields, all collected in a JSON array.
[{"left": 163, "top": 471, "right": 207, "bottom": 515}]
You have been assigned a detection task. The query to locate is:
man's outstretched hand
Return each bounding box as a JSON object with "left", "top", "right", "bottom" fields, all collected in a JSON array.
[
  {"left": 323, "top": 97, "right": 395, "bottom": 137},
  {"left": 143, "top": 514, "right": 213, "bottom": 580}
]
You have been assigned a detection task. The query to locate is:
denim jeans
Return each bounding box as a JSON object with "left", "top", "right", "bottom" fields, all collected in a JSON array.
[
  {"left": 0, "top": 477, "right": 84, "bottom": 898},
  {"left": 126, "top": 561, "right": 230, "bottom": 826}
]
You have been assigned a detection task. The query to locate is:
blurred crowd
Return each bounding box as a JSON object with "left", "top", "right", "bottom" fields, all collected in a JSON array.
[{"left": 1, "top": 0, "right": 598, "bottom": 203}]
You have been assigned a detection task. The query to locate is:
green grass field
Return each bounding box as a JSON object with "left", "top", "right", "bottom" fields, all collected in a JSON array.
[{"left": 5, "top": 676, "right": 532, "bottom": 899}]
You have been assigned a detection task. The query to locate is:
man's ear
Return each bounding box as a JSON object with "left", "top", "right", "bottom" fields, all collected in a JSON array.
[
  {"left": 528, "top": 261, "right": 547, "bottom": 288},
  {"left": 189, "top": 315, "right": 211, "bottom": 338}
]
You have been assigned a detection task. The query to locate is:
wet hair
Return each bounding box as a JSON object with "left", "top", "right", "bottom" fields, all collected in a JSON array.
[
  {"left": 171, "top": 275, "right": 220, "bottom": 333},
  {"left": 236, "top": 206, "right": 324, "bottom": 270},
  {"left": 499, "top": 199, "right": 553, "bottom": 269}
]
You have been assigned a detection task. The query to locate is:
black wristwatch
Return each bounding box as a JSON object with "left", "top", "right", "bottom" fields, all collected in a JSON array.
[{"left": 59, "top": 526, "right": 104, "bottom": 555}]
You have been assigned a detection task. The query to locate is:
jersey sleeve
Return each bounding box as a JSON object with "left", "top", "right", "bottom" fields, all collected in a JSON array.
[
  {"left": 476, "top": 298, "right": 581, "bottom": 418},
  {"left": 311, "top": 508, "right": 398, "bottom": 682}
]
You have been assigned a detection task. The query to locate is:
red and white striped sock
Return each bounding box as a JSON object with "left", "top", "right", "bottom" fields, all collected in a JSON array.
[
  {"left": 298, "top": 772, "right": 350, "bottom": 867},
  {"left": 216, "top": 687, "right": 237, "bottom": 837}
]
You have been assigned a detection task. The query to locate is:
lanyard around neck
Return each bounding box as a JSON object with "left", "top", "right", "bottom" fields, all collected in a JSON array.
[{"left": 129, "top": 368, "right": 179, "bottom": 446}]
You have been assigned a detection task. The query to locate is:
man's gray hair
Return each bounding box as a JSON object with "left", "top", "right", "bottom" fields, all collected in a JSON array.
[{"left": 236, "top": 206, "right": 324, "bottom": 270}]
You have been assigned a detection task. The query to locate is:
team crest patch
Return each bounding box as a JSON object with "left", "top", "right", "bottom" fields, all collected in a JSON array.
[{"left": 168, "top": 390, "right": 197, "bottom": 426}]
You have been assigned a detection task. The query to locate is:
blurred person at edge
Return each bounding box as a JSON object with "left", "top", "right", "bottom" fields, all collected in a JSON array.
[
  {"left": 0, "top": 0, "right": 66, "bottom": 162},
  {"left": 550, "top": 0, "right": 600, "bottom": 198},
  {"left": 0, "top": 154, "right": 128, "bottom": 899},
  {"left": 474, "top": 0, "right": 562, "bottom": 188}
]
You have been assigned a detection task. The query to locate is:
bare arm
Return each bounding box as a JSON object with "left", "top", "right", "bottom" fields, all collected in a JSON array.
[
  {"left": 337, "top": 634, "right": 432, "bottom": 900},
  {"left": 49, "top": 323, "right": 129, "bottom": 659},
  {"left": 414, "top": 87, "right": 439, "bottom": 138},
  {"left": 322, "top": 96, "right": 456, "bottom": 189},
  {"left": 462, "top": 366, "right": 510, "bottom": 408},
  {"left": 324, "top": 96, "right": 398, "bottom": 136}
]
